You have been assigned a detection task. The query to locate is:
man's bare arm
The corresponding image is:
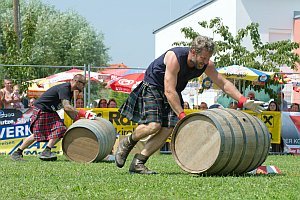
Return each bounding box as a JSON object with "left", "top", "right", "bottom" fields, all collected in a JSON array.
[
  {"left": 62, "top": 99, "right": 78, "bottom": 120},
  {"left": 164, "top": 51, "right": 183, "bottom": 116}
]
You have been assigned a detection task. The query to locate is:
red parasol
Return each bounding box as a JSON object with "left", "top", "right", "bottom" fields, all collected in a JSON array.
[
  {"left": 108, "top": 73, "right": 145, "bottom": 93},
  {"left": 42, "top": 69, "right": 100, "bottom": 84},
  {"left": 99, "top": 68, "right": 144, "bottom": 82}
]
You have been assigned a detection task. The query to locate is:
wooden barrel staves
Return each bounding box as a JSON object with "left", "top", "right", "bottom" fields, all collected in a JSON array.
[
  {"left": 62, "top": 117, "right": 116, "bottom": 163},
  {"left": 171, "top": 108, "right": 271, "bottom": 175}
]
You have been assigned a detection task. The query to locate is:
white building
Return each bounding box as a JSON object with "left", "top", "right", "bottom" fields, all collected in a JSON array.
[{"left": 153, "top": 0, "right": 300, "bottom": 106}]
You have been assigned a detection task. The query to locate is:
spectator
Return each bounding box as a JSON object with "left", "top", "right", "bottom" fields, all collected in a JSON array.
[
  {"left": 21, "top": 92, "right": 29, "bottom": 108},
  {"left": 29, "top": 98, "right": 36, "bottom": 108},
  {"left": 75, "top": 98, "right": 84, "bottom": 108},
  {"left": 0, "top": 90, "right": 3, "bottom": 109},
  {"left": 228, "top": 101, "right": 237, "bottom": 110},
  {"left": 267, "top": 101, "right": 280, "bottom": 111},
  {"left": 277, "top": 92, "right": 288, "bottom": 111},
  {"left": 247, "top": 91, "right": 259, "bottom": 101},
  {"left": 199, "top": 102, "right": 208, "bottom": 110},
  {"left": 107, "top": 98, "right": 117, "bottom": 108},
  {"left": 97, "top": 98, "right": 107, "bottom": 108},
  {"left": 11, "top": 84, "right": 24, "bottom": 109},
  {"left": 183, "top": 101, "right": 190, "bottom": 109},
  {"left": 0, "top": 79, "right": 18, "bottom": 109},
  {"left": 290, "top": 103, "right": 300, "bottom": 112},
  {"left": 244, "top": 91, "right": 261, "bottom": 110}
]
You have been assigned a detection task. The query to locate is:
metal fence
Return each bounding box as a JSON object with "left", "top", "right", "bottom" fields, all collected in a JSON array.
[{"left": 0, "top": 64, "right": 145, "bottom": 107}]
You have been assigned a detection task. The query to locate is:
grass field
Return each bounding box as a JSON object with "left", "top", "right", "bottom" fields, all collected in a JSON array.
[{"left": 0, "top": 154, "right": 299, "bottom": 200}]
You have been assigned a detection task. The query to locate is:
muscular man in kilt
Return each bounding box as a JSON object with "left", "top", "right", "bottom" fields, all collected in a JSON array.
[
  {"left": 115, "top": 35, "right": 264, "bottom": 174},
  {"left": 11, "top": 74, "right": 97, "bottom": 161}
]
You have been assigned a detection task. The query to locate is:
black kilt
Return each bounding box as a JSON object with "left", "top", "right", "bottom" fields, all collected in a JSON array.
[{"left": 118, "top": 81, "right": 179, "bottom": 128}]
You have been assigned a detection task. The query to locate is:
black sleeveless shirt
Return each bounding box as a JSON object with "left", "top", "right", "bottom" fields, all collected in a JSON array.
[{"left": 144, "top": 47, "right": 207, "bottom": 93}]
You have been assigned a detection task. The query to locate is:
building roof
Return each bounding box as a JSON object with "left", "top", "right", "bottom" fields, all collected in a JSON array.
[
  {"left": 295, "top": 11, "right": 300, "bottom": 19},
  {"left": 153, "top": 0, "right": 215, "bottom": 34}
]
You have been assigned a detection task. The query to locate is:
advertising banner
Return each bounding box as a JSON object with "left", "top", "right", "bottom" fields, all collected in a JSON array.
[
  {"left": 2, "top": 107, "right": 298, "bottom": 155},
  {"left": 243, "top": 110, "right": 281, "bottom": 144},
  {"left": 281, "top": 112, "right": 300, "bottom": 154},
  {"left": 64, "top": 108, "right": 138, "bottom": 135},
  {"left": 0, "top": 108, "right": 62, "bottom": 156}
]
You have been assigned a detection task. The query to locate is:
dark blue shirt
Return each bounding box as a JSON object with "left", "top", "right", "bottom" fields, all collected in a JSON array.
[{"left": 144, "top": 47, "right": 207, "bottom": 93}]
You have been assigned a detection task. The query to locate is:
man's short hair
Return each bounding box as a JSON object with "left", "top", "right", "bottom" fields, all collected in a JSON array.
[
  {"left": 191, "top": 35, "right": 215, "bottom": 54},
  {"left": 73, "top": 74, "right": 85, "bottom": 81}
]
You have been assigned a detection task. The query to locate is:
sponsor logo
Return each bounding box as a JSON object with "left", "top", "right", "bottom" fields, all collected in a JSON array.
[{"left": 0, "top": 123, "right": 31, "bottom": 140}]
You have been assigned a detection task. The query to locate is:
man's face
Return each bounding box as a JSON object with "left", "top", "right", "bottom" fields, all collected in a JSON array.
[
  {"left": 191, "top": 49, "right": 212, "bottom": 69},
  {"left": 4, "top": 80, "right": 13, "bottom": 91},
  {"left": 75, "top": 78, "right": 86, "bottom": 92}
]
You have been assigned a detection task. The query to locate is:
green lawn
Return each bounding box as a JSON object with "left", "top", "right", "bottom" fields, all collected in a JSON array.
[{"left": 0, "top": 154, "right": 299, "bottom": 200}]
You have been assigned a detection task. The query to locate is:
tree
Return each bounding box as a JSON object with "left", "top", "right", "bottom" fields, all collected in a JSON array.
[
  {"left": 0, "top": 0, "right": 110, "bottom": 90},
  {"left": 174, "top": 17, "right": 300, "bottom": 99}
]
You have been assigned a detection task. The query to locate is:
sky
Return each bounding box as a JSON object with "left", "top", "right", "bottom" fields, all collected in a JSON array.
[{"left": 42, "top": 0, "right": 201, "bottom": 68}]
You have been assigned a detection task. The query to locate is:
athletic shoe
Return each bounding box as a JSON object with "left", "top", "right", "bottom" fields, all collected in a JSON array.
[
  {"left": 39, "top": 149, "right": 57, "bottom": 161},
  {"left": 10, "top": 152, "right": 26, "bottom": 162}
]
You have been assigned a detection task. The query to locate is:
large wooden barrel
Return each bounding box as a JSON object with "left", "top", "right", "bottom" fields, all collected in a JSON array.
[
  {"left": 62, "top": 117, "right": 116, "bottom": 163},
  {"left": 171, "top": 109, "right": 270, "bottom": 175}
]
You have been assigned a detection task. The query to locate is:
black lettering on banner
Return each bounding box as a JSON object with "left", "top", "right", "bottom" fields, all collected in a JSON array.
[
  {"left": 269, "top": 132, "right": 273, "bottom": 140},
  {"left": 117, "top": 127, "right": 135, "bottom": 135},
  {"left": 96, "top": 111, "right": 103, "bottom": 117},
  {"left": 0, "top": 140, "right": 15, "bottom": 146},
  {"left": 109, "top": 111, "right": 121, "bottom": 125},
  {"left": 109, "top": 111, "right": 137, "bottom": 126},
  {"left": 263, "top": 115, "right": 273, "bottom": 126},
  {"left": 119, "top": 115, "right": 133, "bottom": 126}
]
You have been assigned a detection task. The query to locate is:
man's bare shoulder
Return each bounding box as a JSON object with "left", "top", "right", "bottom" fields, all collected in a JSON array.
[{"left": 208, "top": 60, "right": 215, "bottom": 67}]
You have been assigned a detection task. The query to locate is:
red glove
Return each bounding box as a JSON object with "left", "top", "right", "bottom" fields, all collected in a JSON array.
[
  {"left": 76, "top": 109, "right": 97, "bottom": 120},
  {"left": 237, "top": 96, "right": 247, "bottom": 108},
  {"left": 178, "top": 111, "right": 186, "bottom": 120},
  {"left": 237, "top": 96, "right": 264, "bottom": 113}
]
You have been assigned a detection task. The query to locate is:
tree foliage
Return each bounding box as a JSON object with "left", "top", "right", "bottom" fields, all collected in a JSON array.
[
  {"left": 0, "top": 0, "right": 110, "bottom": 90},
  {"left": 174, "top": 17, "right": 300, "bottom": 99}
]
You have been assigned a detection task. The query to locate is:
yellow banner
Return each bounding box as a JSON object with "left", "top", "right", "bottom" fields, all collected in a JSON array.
[
  {"left": 64, "top": 108, "right": 138, "bottom": 136},
  {"left": 243, "top": 110, "right": 281, "bottom": 144},
  {"left": 1, "top": 108, "right": 281, "bottom": 156},
  {"left": 65, "top": 108, "right": 281, "bottom": 144},
  {"left": 0, "top": 138, "right": 62, "bottom": 156}
]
